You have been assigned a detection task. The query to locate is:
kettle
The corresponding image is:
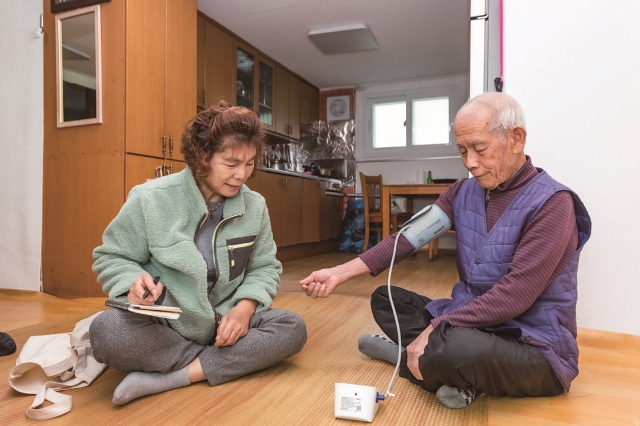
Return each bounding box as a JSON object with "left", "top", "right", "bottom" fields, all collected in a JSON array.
[{"left": 272, "top": 159, "right": 288, "bottom": 171}]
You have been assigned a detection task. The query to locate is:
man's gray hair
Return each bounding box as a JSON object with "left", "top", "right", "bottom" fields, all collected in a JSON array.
[{"left": 458, "top": 93, "right": 526, "bottom": 143}]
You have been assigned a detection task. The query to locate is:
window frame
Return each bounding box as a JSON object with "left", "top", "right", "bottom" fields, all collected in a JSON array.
[{"left": 357, "top": 77, "right": 467, "bottom": 161}]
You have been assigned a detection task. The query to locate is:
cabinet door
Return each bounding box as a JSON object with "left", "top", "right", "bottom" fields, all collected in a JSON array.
[
  {"left": 204, "top": 21, "right": 234, "bottom": 108},
  {"left": 197, "top": 15, "right": 205, "bottom": 109},
  {"left": 126, "top": 0, "right": 166, "bottom": 157},
  {"left": 299, "top": 81, "right": 319, "bottom": 127},
  {"left": 166, "top": 0, "right": 197, "bottom": 159},
  {"left": 245, "top": 170, "right": 284, "bottom": 246},
  {"left": 320, "top": 194, "right": 344, "bottom": 240},
  {"left": 303, "top": 179, "right": 322, "bottom": 243},
  {"left": 257, "top": 56, "right": 275, "bottom": 131},
  {"left": 234, "top": 41, "right": 257, "bottom": 111},
  {"left": 274, "top": 65, "right": 289, "bottom": 136},
  {"left": 125, "top": 154, "right": 186, "bottom": 196},
  {"left": 282, "top": 176, "right": 304, "bottom": 246},
  {"left": 288, "top": 75, "right": 300, "bottom": 139},
  {"left": 275, "top": 67, "right": 301, "bottom": 139}
]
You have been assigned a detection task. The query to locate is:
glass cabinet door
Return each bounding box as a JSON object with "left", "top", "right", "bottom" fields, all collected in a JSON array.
[
  {"left": 258, "top": 60, "right": 273, "bottom": 127},
  {"left": 236, "top": 47, "right": 254, "bottom": 110}
]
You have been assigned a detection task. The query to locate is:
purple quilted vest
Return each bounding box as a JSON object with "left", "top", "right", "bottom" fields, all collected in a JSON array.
[{"left": 427, "top": 170, "right": 591, "bottom": 391}]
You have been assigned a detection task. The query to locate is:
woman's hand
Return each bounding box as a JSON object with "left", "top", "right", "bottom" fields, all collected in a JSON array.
[
  {"left": 127, "top": 273, "right": 163, "bottom": 305},
  {"left": 406, "top": 325, "right": 433, "bottom": 381},
  {"left": 214, "top": 299, "right": 258, "bottom": 347},
  {"left": 298, "top": 257, "right": 371, "bottom": 299}
]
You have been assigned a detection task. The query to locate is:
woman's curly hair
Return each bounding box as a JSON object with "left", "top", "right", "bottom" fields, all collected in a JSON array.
[{"left": 181, "top": 101, "right": 265, "bottom": 181}]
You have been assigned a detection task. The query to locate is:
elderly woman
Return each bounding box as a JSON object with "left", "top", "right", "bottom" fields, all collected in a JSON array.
[{"left": 89, "top": 101, "right": 307, "bottom": 405}]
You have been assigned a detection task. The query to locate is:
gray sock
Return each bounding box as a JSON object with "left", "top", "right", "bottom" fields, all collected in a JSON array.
[
  {"left": 436, "top": 385, "right": 477, "bottom": 409},
  {"left": 358, "top": 334, "right": 402, "bottom": 364},
  {"left": 112, "top": 368, "right": 191, "bottom": 406}
]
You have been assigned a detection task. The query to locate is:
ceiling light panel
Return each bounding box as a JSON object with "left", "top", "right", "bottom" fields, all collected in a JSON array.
[{"left": 308, "top": 23, "right": 377, "bottom": 55}]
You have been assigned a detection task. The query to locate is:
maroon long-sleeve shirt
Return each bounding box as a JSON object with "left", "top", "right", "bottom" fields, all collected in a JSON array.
[{"left": 359, "top": 157, "right": 578, "bottom": 330}]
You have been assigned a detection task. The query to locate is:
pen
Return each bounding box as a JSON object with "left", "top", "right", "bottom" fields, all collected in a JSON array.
[{"left": 143, "top": 276, "right": 160, "bottom": 299}]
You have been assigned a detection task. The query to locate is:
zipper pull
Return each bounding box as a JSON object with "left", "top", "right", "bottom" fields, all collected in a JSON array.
[
  {"left": 485, "top": 190, "right": 491, "bottom": 209},
  {"left": 229, "top": 247, "right": 235, "bottom": 267}
]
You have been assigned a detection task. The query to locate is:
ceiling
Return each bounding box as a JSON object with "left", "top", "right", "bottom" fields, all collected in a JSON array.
[{"left": 197, "top": 0, "right": 471, "bottom": 90}]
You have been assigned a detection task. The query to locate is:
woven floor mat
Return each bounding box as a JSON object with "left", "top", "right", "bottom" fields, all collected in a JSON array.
[{"left": 0, "top": 293, "right": 488, "bottom": 425}]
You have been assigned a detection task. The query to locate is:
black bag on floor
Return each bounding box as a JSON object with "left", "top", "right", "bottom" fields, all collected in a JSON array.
[{"left": 0, "top": 331, "right": 16, "bottom": 356}]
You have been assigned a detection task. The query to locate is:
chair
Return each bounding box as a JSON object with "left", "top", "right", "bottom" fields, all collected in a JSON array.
[
  {"left": 426, "top": 229, "right": 456, "bottom": 261},
  {"left": 359, "top": 172, "right": 413, "bottom": 252}
]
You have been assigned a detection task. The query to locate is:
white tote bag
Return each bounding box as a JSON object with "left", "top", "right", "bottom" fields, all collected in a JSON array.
[{"left": 9, "top": 312, "right": 108, "bottom": 420}]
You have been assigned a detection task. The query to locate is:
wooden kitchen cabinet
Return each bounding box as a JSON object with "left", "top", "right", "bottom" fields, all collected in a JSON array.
[
  {"left": 245, "top": 170, "right": 306, "bottom": 247},
  {"left": 303, "top": 179, "right": 322, "bottom": 243},
  {"left": 247, "top": 170, "right": 344, "bottom": 247},
  {"left": 198, "top": 14, "right": 317, "bottom": 137},
  {"left": 320, "top": 193, "right": 344, "bottom": 240},
  {"left": 125, "top": 155, "right": 187, "bottom": 196},
  {"left": 275, "top": 65, "right": 300, "bottom": 140},
  {"left": 257, "top": 56, "right": 275, "bottom": 131},
  {"left": 234, "top": 41, "right": 257, "bottom": 112},
  {"left": 299, "top": 81, "right": 319, "bottom": 128},
  {"left": 197, "top": 15, "right": 234, "bottom": 110},
  {"left": 42, "top": 0, "right": 197, "bottom": 298},
  {"left": 282, "top": 175, "right": 304, "bottom": 246},
  {"left": 126, "top": 0, "right": 196, "bottom": 160},
  {"left": 232, "top": 41, "right": 275, "bottom": 131},
  {"left": 245, "top": 170, "right": 284, "bottom": 246}
]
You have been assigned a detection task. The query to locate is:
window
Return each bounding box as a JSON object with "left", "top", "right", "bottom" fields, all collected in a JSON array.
[
  {"left": 372, "top": 100, "right": 405, "bottom": 148},
  {"left": 358, "top": 77, "right": 466, "bottom": 161},
  {"left": 412, "top": 97, "right": 450, "bottom": 146}
]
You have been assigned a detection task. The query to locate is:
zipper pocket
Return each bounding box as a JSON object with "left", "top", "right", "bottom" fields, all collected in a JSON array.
[{"left": 227, "top": 241, "right": 255, "bottom": 267}]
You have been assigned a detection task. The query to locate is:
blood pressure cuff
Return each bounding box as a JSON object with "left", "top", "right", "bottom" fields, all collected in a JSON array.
[{"left": 401, "top": 204, "right": 452, "bottom": 250}]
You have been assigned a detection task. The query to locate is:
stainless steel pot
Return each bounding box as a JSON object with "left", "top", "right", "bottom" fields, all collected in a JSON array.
[
  {"left": 321, "top": 167, "right": 333, "bottom": 177},
  {"left": 272, "top": 160, "right": 288, "bottom": 171}
]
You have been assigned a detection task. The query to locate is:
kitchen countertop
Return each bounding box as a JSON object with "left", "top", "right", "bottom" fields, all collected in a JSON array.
[{"left": 255, "top": 165, "right": 333, "bottom": 183}]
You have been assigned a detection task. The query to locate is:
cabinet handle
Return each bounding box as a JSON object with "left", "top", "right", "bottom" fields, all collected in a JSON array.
[
  {"left": 282, "top": 178, "right": 287, "bottom": 190},
  {"left": 162, "top": 135, "right": 167, "bottom": 155},
  {"left": 169, "top": 136, "right": 174, "bottom": 156}
]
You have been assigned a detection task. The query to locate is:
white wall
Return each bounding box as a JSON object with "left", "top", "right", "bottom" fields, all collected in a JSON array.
[
  {"left": 0, "top": 0, "right": 43, "bottom": 291},
  {"left": 504, "top": 1, "right": 640, "bottom": 336}
]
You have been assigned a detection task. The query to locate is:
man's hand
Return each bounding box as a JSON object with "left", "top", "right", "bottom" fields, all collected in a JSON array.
[
  {"left": 127, "top": 273, "right": 163, "bottom": 305},
  {"left": 406, "top": 325, "right": 433, "bottom": 381},
  {"left": 215, "top": 299, "right": 258, "bottom": 347},
  {"left": 299, "top": 257, "right": 371, "bottom": 299},
  {"left": 299, "top": 268, "right": 342, "bottom": 298}
]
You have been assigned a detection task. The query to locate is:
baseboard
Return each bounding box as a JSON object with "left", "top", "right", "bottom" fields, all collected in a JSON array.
[{"left": 276, "top": 239, "right": 340, "bottom": 263}]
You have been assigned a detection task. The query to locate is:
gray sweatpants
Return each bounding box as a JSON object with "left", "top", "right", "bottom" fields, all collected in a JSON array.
[{"left": 89, "top": 308, "right": 307, "bottom": 386}]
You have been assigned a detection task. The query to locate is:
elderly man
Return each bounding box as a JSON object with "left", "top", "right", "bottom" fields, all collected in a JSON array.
[{"left": 299, "top": 93, "right": 591, "bottom": 408}]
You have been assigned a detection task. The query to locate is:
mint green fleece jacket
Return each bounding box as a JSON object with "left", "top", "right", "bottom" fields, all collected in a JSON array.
[{"left": 92, "top": 167, "right": 282, "bottom": 345}]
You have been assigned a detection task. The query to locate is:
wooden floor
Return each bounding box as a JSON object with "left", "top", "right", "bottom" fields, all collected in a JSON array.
[{"left": 1, "top": 252, "right": 639, "bottom": 425}]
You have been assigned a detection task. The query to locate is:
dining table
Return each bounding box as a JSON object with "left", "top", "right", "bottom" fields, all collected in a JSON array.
[{"left": 381, "top": 183, "right": 452, "bottom": 239}]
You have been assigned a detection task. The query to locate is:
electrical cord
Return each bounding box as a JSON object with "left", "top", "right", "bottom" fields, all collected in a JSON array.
[{"left": 381, "top": 226, "right": 410, "bottom": 399}]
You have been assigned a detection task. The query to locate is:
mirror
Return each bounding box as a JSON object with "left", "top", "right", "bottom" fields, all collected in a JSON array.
[{"left": 55, "top": 6, "right": 102, "bottom": 127}]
